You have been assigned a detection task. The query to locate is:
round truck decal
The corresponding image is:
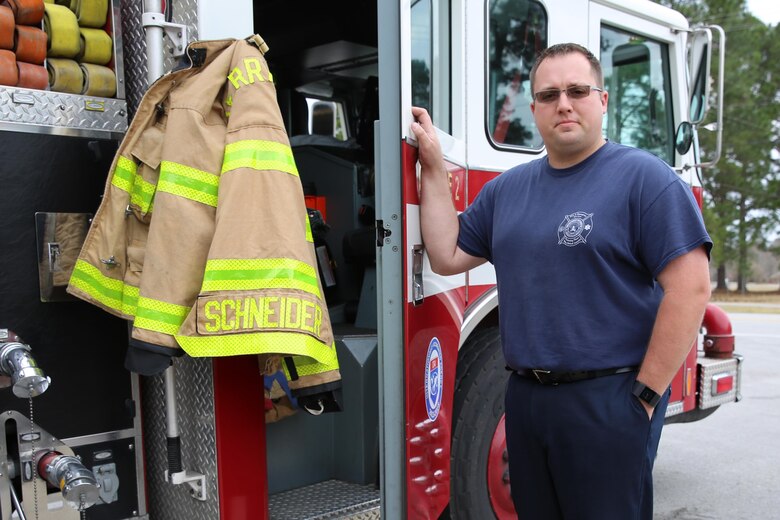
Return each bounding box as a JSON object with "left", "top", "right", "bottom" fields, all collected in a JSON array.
[{"left": 425, "top": 337, "right": 443, "bottom": 421}]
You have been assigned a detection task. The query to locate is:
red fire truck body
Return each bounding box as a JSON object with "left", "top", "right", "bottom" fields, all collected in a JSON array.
[{"left": 0, "top": 0, "right": 740, "bottom": 519}]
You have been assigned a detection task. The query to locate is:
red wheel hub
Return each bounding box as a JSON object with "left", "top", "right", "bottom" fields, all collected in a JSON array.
[{"left": 487, "top": 414, "right": 517, "bottom": 519}]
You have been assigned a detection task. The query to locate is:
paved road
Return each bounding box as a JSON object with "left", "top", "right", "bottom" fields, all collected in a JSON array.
[{"left": 654, "top": 313, "right": 780, "bottom": 519}]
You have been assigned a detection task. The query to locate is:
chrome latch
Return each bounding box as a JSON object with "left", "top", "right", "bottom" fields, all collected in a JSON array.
[{"left": 412, "top": 245, "right": 424, "bottom": 306}]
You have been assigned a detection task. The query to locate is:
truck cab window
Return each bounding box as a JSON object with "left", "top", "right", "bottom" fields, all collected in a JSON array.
[
  {"left": 487, "top": 0, "right": 547, "bottom": 149},
  {"left": 411, "top": 0, "right": 433, "bottom": 118},
  {"left": 601, "top": 26, "right": 674, "bottom": 164}
]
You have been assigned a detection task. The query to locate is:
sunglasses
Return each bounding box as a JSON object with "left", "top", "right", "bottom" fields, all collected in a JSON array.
[{"left": 533, "top": 85, "right": 604, "bottom": 104}]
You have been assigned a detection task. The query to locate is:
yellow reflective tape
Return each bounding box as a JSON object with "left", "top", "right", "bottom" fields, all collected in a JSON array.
[
  {"left": 176, "top": 331, "right": 338, "bottom": 366},
  {"left": 131, "top": 174, "right": 156, "bottom": 213},
  {"left": 201, "top": 258, "right": 320, "bottom": 297},
  {"left": 134, "top": 296, "right": 190, "bottom": 336},
  {"left": 282, "top": 352, "right": 341, "bottom": 378},
  {"left": 221, "top": 140, "right": 298, "bottom": 177},
  {"left": 69, "top": 259, "right": 138, "bottom": 316},
  {"left": 305, "top": 216, "right": 313, "bottom": 243},
  {"left": 158, "top": 161, "right": 219, "bottom": 207},
  {"left": 110, "top": 156, "right": 137, "bottom": 193}
]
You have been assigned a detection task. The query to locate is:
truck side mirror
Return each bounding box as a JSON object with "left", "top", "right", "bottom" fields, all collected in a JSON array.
[{"left": 675, "top": 121, "right": 693, "bottom": 155}]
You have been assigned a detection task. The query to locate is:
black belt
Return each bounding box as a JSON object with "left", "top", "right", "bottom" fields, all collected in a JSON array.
[{"left": 510, "top": 366, "right": 638, "bottom": 386}]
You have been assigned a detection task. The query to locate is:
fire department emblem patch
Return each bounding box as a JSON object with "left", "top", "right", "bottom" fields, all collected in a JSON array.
[
  {"left": 425, "top": 337, "right": 443, "bottom": 421},
  {"left": 558, "top": 211, "right": 594, "bottom": 247}
]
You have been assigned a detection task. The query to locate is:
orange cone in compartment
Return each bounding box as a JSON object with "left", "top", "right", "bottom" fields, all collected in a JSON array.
[{"left": 0, "top": 48, "right": 19, "bottom": 85}]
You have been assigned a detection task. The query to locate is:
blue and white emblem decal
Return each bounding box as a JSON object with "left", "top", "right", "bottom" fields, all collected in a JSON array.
[
  {"left": 558, "top": 211, "right": 594, "bottom": 247},
  {"left": 425, "top": 337, "right": 443, "bottom": 421}
]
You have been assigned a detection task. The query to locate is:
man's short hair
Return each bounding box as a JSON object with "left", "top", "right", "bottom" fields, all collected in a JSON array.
[{"left": 530, "top": 43, "right": 603, "bottom": 94}]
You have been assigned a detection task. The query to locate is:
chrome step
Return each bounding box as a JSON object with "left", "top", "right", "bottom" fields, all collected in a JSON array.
[{"left": 269, "top": 479, "right": 381, "bottom": 519}]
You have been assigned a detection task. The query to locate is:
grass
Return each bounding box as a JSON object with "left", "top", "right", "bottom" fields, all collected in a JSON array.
[{"left": 709, "top": 288, "right": 780, "bottom": 314}]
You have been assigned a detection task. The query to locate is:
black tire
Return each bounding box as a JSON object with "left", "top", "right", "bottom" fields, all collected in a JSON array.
[{"left": 450, "top": 327, "right": 511, "bottom": 519}]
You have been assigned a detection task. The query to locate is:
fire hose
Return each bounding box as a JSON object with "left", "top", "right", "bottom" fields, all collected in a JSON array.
[
  {"left": 4, "top": 0, "right": 44, "bottom": 26},
  {"left": 16, "top": 59, "right": 47, "bottom": 88},
  {"left": 77, "top": 27, "right": 111, "bottom": 64},
  {"left": 43, "top": 2, "right": 80, "bottom": 58},
  {"left": 0, "top": 48, "right": 18, "bottom": 85},
  {"left": 14, "top": 24, "right": 46, "bottom": 64},
  {"left": 71, "top": 0, "right": 107, "bottom": 28},
  {"left": 0, "top": 5, "right": 14, "bottom": 50},
  {"left": 46, "top": 56, "right": 82, "bottom": 93},
  {"left": 80, "top": 61, "right": 114, "bottom": 96}
]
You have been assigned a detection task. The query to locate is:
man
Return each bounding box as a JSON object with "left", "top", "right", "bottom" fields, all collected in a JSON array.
[{"left": 411, "top": 43, "right": 712, "bottom": 519}]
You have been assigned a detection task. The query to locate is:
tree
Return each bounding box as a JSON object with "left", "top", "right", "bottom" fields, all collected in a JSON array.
[{"left": 660, "top": 0, "right": 780, "bottom": 291}]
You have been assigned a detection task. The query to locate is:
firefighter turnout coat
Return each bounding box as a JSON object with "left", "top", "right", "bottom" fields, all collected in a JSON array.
[{"left": 67, "top": 36, "right": 341, "bottom": 399}]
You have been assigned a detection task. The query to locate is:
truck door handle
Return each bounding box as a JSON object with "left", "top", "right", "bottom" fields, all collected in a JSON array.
[{"left": 412, "top": 245, "right": 424, "bottom": 306}]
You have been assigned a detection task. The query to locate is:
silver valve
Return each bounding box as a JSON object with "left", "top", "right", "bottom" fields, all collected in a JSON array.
[
  {"left": 37, "top": 451, "right": 100, "bottom": 511},
  {"left": 0, "top": 330, "right": 50, "bottom": 398}
]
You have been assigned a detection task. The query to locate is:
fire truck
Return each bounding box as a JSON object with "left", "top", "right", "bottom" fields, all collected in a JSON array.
[{"left": 0, "top": 0, "right": 742, "bottom": 518}]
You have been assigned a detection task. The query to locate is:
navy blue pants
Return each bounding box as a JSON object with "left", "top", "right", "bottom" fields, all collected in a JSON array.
[{"left": 505, "top": 370, "right": 669, "bottom": 520}]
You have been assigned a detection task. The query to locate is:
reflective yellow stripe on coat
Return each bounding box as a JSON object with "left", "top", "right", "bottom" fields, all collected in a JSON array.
[
  {"left": 133, "top": 296, "right": 190, "bottom": 336},
  {"left": 69, "top": 259, "right": 139, "bottom": 316}
]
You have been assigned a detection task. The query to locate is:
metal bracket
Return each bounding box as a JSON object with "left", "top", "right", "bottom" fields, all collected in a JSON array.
[
  {"left": 164, "top": 469, "right": 207, "bottom": 501},
  {"left": 141, "top": 12, "right": 188, "bottom": 57}
]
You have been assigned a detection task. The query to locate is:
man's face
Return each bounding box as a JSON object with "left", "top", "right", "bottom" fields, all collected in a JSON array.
[{"left": 530, "top": 52, "right": 608, "bottom": 167}]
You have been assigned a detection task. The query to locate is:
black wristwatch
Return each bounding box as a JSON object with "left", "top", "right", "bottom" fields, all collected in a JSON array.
[{"left": 632, "top": 381, "right": 661, "bottom": 408}]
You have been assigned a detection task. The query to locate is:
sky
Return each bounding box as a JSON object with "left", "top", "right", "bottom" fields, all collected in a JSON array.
[{"left": 746, "top": 0, "right": 780, "bottom": 25}]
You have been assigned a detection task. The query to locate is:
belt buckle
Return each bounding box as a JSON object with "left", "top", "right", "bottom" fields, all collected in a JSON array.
[{"left": 532, "top": 369, "right": 555, "bottom": 385}]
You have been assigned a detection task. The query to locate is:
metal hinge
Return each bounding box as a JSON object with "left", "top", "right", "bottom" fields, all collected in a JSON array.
[{"left": 376, "top": 220, "right": 392, "bottom": 247}]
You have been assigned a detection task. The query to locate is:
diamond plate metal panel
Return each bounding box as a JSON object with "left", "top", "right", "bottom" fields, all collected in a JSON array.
[
  {"left": 142, "top": 357, "right": 219, "bottom": 520},
  {"left": 0, "top": 87, "right": 128, "bottom": 138},
  {"left": 698, "top": 356, "right": 742, "bottom": 409},
  {"left": 269, "top": 480, "right": 381, "bottom": 520},
  {"left": 120, "top": 0, "right": 199, "bottom": 119},
  {"left": 664, "top": 400, "right": 684, "bottom": 417},
  {"left": 120, "top": 0, "right": 146, "bottom": 118}
]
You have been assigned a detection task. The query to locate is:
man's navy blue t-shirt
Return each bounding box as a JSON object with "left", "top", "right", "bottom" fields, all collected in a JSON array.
[{"left": 457, "top": 142, "right": 712, "bottom": 372}]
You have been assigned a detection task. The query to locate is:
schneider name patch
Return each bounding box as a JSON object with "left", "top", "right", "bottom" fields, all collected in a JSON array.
[{"left": 197, "top": 293, "right": 323, "bottom": 340}]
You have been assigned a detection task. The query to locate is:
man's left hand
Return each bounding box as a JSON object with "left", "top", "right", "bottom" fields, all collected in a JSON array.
[{"left": 640, "top": 400, "right": 654, "bottom": 420}]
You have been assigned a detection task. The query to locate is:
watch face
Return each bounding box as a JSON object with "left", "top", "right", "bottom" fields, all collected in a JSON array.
[{"left": 633, "top": 381, "right": 660, "bottom": 406}]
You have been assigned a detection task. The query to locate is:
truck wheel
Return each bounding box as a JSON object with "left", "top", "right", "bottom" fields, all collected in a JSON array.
[{"left": 450, "top": 327, "right": 516, "bottom": 519}]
